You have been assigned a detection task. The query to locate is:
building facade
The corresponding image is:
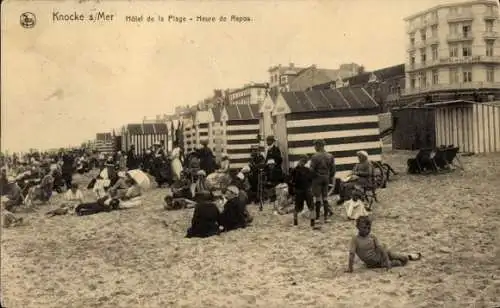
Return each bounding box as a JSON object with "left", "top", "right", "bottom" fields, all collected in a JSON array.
[
  {"left": 403, "top": 0, "right": 500, "bottom": 102},
  {"left": 227, "top": 83, "right": 269, "bottom": 106}
]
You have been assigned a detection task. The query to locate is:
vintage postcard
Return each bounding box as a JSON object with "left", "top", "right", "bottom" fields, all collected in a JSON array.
[{"left": 1, "top": 0, "right": 499, "bottom": 307}]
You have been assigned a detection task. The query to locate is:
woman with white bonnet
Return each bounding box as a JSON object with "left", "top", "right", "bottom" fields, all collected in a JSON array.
[{"left": 337, "top": 150, "right": 373, "bottom": 205}]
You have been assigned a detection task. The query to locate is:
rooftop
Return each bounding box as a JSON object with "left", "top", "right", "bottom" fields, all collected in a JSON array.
[
  {"left": 279, "top": 87, "right": 379, "bottom": 113},
  {"left": 404, "top": 0, "right": 497, "bottom": 21}
]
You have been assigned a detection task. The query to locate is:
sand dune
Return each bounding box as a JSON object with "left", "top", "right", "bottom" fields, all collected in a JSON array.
[{"left": 2, "top": 150, "right": 499, "bottom": 308}]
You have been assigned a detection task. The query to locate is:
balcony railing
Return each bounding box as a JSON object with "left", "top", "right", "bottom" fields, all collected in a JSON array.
[
  {"left": 406, "top": 56, "right": 500, "bottom": 71},
  {"left": 447, "top": 33, "right": 474, "bottom": 42},
  {"left": 484, "top": 11, "right": 498, "bottom": 20},
  {"left": 404, "top": 82, "right": 500, "bottom": 96},
  {"left": 447, "top": 11, "right": 474, "bottom": 22},
  {"left": 483, "top": 31, "right": 499, "bottom": 39}
]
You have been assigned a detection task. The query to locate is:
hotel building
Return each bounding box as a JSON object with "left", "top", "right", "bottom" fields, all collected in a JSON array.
[{"left": 403, "top": 0, "right": 500, "bottom": 101}]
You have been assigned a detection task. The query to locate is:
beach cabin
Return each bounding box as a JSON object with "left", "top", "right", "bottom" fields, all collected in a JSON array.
[
  {"left": 95, "top": 132, "right": 115, "bottom": 154},
  {"left": 182, "top": 112, "right": 195, "bottom": 153},
  {"left": 120, "top": 123, "right": 169, "bottom": 155},
  {"left": 391, "top": 107, "right": 436, "bottom": 150},
  {"left": 209, "top": 105, "right": 224, "bottom": 161},
  {"left": 271, "top": 88, "right": 382, "bottom": 178},
  {"left": 425, "top": 100, "right": 500, "bottom": 154},
  {"left": 259, "top": 95, "right": 275, "bottom": 150},
  {"left": 194, "top": 109, "right": 215, "bottom": 149},
  {"left": 221, "top": 104, "right": 261, "bottom": 170}
]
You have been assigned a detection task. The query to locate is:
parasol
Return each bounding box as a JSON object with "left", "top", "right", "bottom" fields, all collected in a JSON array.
[{"left": 127, "top": 169, "right": 151, "bottom": 190}]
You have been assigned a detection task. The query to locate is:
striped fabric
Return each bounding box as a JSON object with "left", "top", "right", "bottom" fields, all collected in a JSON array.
[
  {"left": 286, "top": 110, "right": 382, "bottom": 178},
  {"left": 433, "top": 101, "right": 500, "bottom": 154},
  {"left": 121, "top": 123, "right": 169, "bottom": 155},
  {"left": 95, "top": 133, "right": 115, "bottom": 154},
  {"left": 226, "top": 119, "right": 260, "bottom": 170}
]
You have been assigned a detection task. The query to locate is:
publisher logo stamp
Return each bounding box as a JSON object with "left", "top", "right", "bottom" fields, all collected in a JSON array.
[{"left": 20, "top": 12, "right": 36, "bottom": 28}]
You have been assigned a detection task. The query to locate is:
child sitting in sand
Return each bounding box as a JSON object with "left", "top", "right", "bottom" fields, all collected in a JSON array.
[
  {"left": 45, "top": 183, "right": 84, "bottom": 217},
  {"left": 344, "top": 186, "right": 369, "bottom": 220},
  {"left": 346, "top": 216, "right": 421, "bottom": 272}
]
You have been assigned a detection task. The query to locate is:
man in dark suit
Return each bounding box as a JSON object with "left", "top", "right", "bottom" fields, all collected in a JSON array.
[{"left": 265, "top": 136, "right": 283, "bottom": 167}]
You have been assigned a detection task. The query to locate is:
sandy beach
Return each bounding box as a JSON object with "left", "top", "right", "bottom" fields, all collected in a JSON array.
[{"left": 1, "top": 150, "right": 499, "bottom": 308}]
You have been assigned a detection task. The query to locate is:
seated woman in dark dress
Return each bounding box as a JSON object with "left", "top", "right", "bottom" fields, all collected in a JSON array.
[
  {"left": 186, "top": 191, "right": 221, "bottom": 238},
  {"left": 219, "top": 185, "right": 252, "bottom": 232}
]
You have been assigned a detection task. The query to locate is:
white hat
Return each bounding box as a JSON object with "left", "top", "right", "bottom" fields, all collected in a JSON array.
[
  {"left": 226, "top": 185, "right": 239, "bottom": 195},
  {"left": 241, "top": 165, "right": 251, "bottom": 173},
  {"left": 357, "top": 150, "right": 369, "bottom": 158},
  {"left": 7, "top": 176, "right": 16, "bottom": 183},
  {"left": 266, "top": 159, "right": 275, "bottom": 165},
  {"left": 117, "top": 171, "right": 126, "bottom": 178},
  {"left": 236, "top": 172, "right": 245, "bottom": 180}
]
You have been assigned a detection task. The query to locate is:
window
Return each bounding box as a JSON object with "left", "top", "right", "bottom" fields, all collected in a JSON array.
[
  {"left": 485, "top": 20, "right": 494, "bottom": 32},
  {"left": 486, "top": 41, "right": 494, "bottom": 56},
  {"left": 432, "top": 70, "right": 439, "bottom": 84},
  {"left": 462, "top": 25, "right": 471, "bottom": 38},
  {"left": 420, "top": 29, "right": 426, "bottom": 42},
  {"left": 431, "top": 25, "right": 438, "bottom": 38},
  {"left": 487, "top": 67, "right": 495, "bottom": 82},
  {"left": 462, "top": 44, "right": 472, "bottom": 57},
  {"left": 420, "top": 48, "right": 427, "bottom": 64},
  {"left": 419, "top": 72, "right": 427, "bottom": 88},
  {"left": 410, "top": 75, "right": 416, "bottom": 89},
  {"left": 410, "top": 53, "right": 416, "bottom": 66},
  {"left": 410, "top": 34, "right": 415, "bottom": 46},
  {"left": 450, "top": 23, "right": 459, "bottom": 35},
  {"left": 487, "top": 5, "right": 495, "bottom": 15},
  {"left": 450, "top": 45, "right": 459, "bottom": 57},
  {"left": 449, "top": 68, "right": 459, "bottom": 83},
  {"left": 463, "top": 69, "right": 472, "bottom": 82},
  {"left": 432, "top": 45, "right": 438, "bottom": 60},
  {"left": 257, "top": 89, "right": 262, "bottom": 96},
  {"left": 280, "top": 75, "right": 287, "bottom": 84}
]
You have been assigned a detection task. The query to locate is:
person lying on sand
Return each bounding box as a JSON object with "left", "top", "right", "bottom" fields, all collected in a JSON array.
[
  {"left": 2, "top": 210, "right": 23, "bottom": 228},
  {"left": 346, "top": 216, "right": 421, "bottom": 273}
]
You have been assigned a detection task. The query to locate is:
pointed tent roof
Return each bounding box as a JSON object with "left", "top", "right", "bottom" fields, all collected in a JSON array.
[
  {"left": 222, "top": 104, "right": 260, "bottom": 121},
  {"left": 125, "top": 123, "right": 168, "bottom": 134},
  {"left": 195, "top": 109, "right": 215, "bottom": 125},
  {"left": 259, "top": 95, "right": 275, "bottom": 114},
  {"left": 272, "top": 88, "right": 379, "bottom": 116}
]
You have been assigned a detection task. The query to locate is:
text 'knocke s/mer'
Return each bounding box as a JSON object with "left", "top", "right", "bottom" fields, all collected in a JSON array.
[{"left": 52, "top": 11, "right": 115, "bottom": 22}]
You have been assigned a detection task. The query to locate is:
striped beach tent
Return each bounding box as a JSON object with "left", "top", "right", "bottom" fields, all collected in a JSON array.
[
  {"left": 221, "top": 104, "right": 261, "bottom": 170},
  {"left": 209, "top": 105, "right": 224, "bottom": 162},
  {"left": 271, "top": 87, "right": 381, "bottom": 178},
  {"left": 95, "top": 133, "right": 115, "bottom": 154},
  {"left": 121, "top": 123, "right": 169, "bottom": 155},
  {"left": 194, "top": 109, "right": 215, "bottom": 149},
  {"left": 182, "top": 112, "right": 195, "bottom": 153}
]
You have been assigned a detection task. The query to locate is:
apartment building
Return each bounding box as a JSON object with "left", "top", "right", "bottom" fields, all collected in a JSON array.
[
  {"left": 267, "top": 62, "right": 361, "bottom": 100},
  {"left": 227, "top": 82, "right": 269, "bottom": 105},
  {"left": 403, "top": 0, "right": 500, "bottom": 101}
]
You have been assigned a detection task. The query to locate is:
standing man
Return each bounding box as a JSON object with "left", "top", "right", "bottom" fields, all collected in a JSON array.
[
  {"left": 309, "top": 139, "right": 335, "bottom": 223},
  {"left": 264, "top": 136, "right": 283, "bottom": 167},
  {"left": 126, "top": 145, "right": 139, "bottom": 170}
]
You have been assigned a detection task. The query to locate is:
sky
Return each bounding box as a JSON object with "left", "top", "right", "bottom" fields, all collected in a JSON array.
[{"left": 1, "top": 0, "right": 479, "bottom": 153}]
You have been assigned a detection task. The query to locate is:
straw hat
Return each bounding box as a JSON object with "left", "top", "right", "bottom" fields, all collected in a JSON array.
[
  {"left": 7, "top": 176, "right": 16, "bottom": 183},
  {"left": 236, "top": 172, "right": 245, "bottom": 180},
  {"left": 241, "top": 165, "right": 251, "bottom": 173}
]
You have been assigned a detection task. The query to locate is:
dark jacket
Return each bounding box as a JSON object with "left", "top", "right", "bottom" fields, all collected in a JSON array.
[
  {"left": 265, "top": 145, "right": 283, "bottom": 167},
  {"left": 310, "top": 151, "right": 336, "bottom": 178},
  {"left": 186, "top": 202, "right": 220, "bottom": 238},
  {"left": 197, "top": 147, "right": 217, "bottom": 174},
  {"left": 220, "top": 197, "right": 249, "bottom": 232},
  {"left": 291, "top": 165, "right": 313, "bottom": 191}
]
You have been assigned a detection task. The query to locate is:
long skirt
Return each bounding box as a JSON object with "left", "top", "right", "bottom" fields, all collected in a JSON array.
[{"left": 171, "top": 159, "right": 183, "bottom": 181}]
